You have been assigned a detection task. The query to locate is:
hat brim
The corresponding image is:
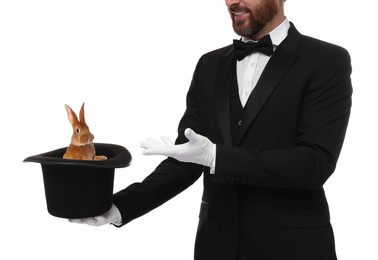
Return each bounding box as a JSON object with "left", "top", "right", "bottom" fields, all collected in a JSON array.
[
  {"left": 23, "top": 143, "right": 132, "bottom": 219},
  {"left": 24, "top": 143, "right": 132, "bottom": 168}
]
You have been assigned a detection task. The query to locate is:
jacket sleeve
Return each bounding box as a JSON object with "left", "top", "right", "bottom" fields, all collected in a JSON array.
[
  {"left": 113, "top": 158, "right": 202, "bottom": 226},
  {"left": 212, "top": 47, "right": 352, "bottom": 190}
]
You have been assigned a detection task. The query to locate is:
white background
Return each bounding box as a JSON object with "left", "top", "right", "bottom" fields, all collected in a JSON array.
[{"left": 1, "top": 0, "right": 377, "bottom": 259}]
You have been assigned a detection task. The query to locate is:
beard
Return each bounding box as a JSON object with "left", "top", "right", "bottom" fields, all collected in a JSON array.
[{"left": 230, "top": 0, "right": 279, "bottom": 38}]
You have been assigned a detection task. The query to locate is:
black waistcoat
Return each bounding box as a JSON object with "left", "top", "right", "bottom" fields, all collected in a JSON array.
[{"left": 230, "top": 75, "right": 246, "bottom": 145}]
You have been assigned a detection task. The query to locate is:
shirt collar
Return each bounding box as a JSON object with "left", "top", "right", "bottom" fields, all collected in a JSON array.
[{"left": 241, "top": 17, "right": 290, "bottom": 47}]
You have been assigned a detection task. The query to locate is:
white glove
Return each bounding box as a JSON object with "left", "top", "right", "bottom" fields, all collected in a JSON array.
[
  {"left": 141, "top": 128, "right": 215, "bottom": 167},
  {"left": 69, "top": 203, "right": 122, "bottom": 227}
]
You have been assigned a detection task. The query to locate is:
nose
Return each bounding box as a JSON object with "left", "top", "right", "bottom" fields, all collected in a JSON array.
[
  {"left": 81, "top": 133, "right": 94, "bottom": 144},
  {"left": 225, "top": 0, "right": 241, "bottom": 7}
]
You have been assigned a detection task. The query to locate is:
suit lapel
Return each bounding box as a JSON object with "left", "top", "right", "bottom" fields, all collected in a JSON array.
[
  {"left": 215, "top": 23, "right": 302, "bottom": 145},
  {"left": 235, "top": 24, "right": 301, "bottom": 145},
  {"left": 215, "top": 48, "right": 234, "bottom": 146}
]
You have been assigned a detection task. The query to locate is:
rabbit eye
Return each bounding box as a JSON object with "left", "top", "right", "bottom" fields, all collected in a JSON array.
[{"left": 75, "top": 128, "right": 80, "bottom": 134}]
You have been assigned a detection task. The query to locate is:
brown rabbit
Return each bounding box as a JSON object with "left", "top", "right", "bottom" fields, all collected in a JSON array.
[{"left": 63, "top": 103, "right": 107, "bottom": 160}]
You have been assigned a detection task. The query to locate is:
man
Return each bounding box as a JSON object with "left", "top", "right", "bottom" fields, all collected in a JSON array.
[{"left": 71, "top": 0, "right": 352, "bottom": 259}]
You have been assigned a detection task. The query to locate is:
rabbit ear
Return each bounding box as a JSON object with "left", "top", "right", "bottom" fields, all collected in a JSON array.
[
  {"left": 79, "top": 102, "right": 86, "bottom": 124},
  {"left": 65, "top": 104, "right": 79, "bottom": 125}
]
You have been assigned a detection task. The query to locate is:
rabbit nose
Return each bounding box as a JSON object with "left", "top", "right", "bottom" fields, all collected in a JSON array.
[{"left": 81, "top": 134, "right": 94, "bottom": 143}]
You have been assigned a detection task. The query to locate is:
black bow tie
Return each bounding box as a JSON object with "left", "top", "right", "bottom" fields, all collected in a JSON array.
[{"left": 233, "top": 35, "right": 274, "bottom": 61}]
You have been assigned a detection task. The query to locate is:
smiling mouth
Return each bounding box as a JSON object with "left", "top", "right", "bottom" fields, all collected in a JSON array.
[
  {"left": 230, "top": 6, "right": 250, "bottom": 18},
  {"left": 232, "top": 10, "right": 249, "bottom": 16}
]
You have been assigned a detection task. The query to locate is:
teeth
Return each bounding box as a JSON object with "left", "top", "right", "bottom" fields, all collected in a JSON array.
[{"left": 232, "top": 11, "right": 248, "bottom": 15}]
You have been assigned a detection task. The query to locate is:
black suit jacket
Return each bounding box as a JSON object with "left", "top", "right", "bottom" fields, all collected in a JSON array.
[{"left": 114, "top": 24, "right": 352, "bottom": 260}]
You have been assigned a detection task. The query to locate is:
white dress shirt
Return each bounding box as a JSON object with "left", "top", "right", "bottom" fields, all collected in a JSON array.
[{"left": 237, "top": 18, "right": 290, "bottom": 107}]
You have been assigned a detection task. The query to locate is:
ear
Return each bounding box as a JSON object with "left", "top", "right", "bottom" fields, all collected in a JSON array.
[
  {"left": 79, "top": 102, "right": 86, "bottom": 123},
  {"left": 65, "top": 104, "right": 79, "bottom": 125}
]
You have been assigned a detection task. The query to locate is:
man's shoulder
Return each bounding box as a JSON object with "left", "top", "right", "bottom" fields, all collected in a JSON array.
[
  {"left": 290, "top": 24, "right": 348, "bottom": 58},
  {"left": 285, "top": 23, "right": 350, "bottom": 60},
  {"left": 297, "top": 34, "right": 351, "bottom": 66},
  {"left": 302, "top": 34, "right": 347, "bottom": 51}
]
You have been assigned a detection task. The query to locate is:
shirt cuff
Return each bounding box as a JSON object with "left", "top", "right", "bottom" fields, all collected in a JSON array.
[
  {"left": 209, "top": 145, "right": 216, "bottom": 174},
  {"left": 110, "top": 203, "right": 123, "bottom": 226}
]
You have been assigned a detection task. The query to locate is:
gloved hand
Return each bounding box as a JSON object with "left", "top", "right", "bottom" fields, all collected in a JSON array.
[
  {"left": 69, "top": 203, "right": 122, "bottom": 227},
  {"left": 141, "top": 128, "right": 216, "bottom": 167}
]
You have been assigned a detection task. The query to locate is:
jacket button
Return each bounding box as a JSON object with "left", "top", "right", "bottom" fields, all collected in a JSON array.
[
  {"left": 231, "top": 214, "right": 238, "bottom": 223},
  {"left": 237, "top": 120, "right": 243, "bottom": 126}
]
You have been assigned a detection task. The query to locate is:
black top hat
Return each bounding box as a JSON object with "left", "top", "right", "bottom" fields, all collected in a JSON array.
[{"left": 24, "top": 143, "right": 131, "bottom": 219}]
